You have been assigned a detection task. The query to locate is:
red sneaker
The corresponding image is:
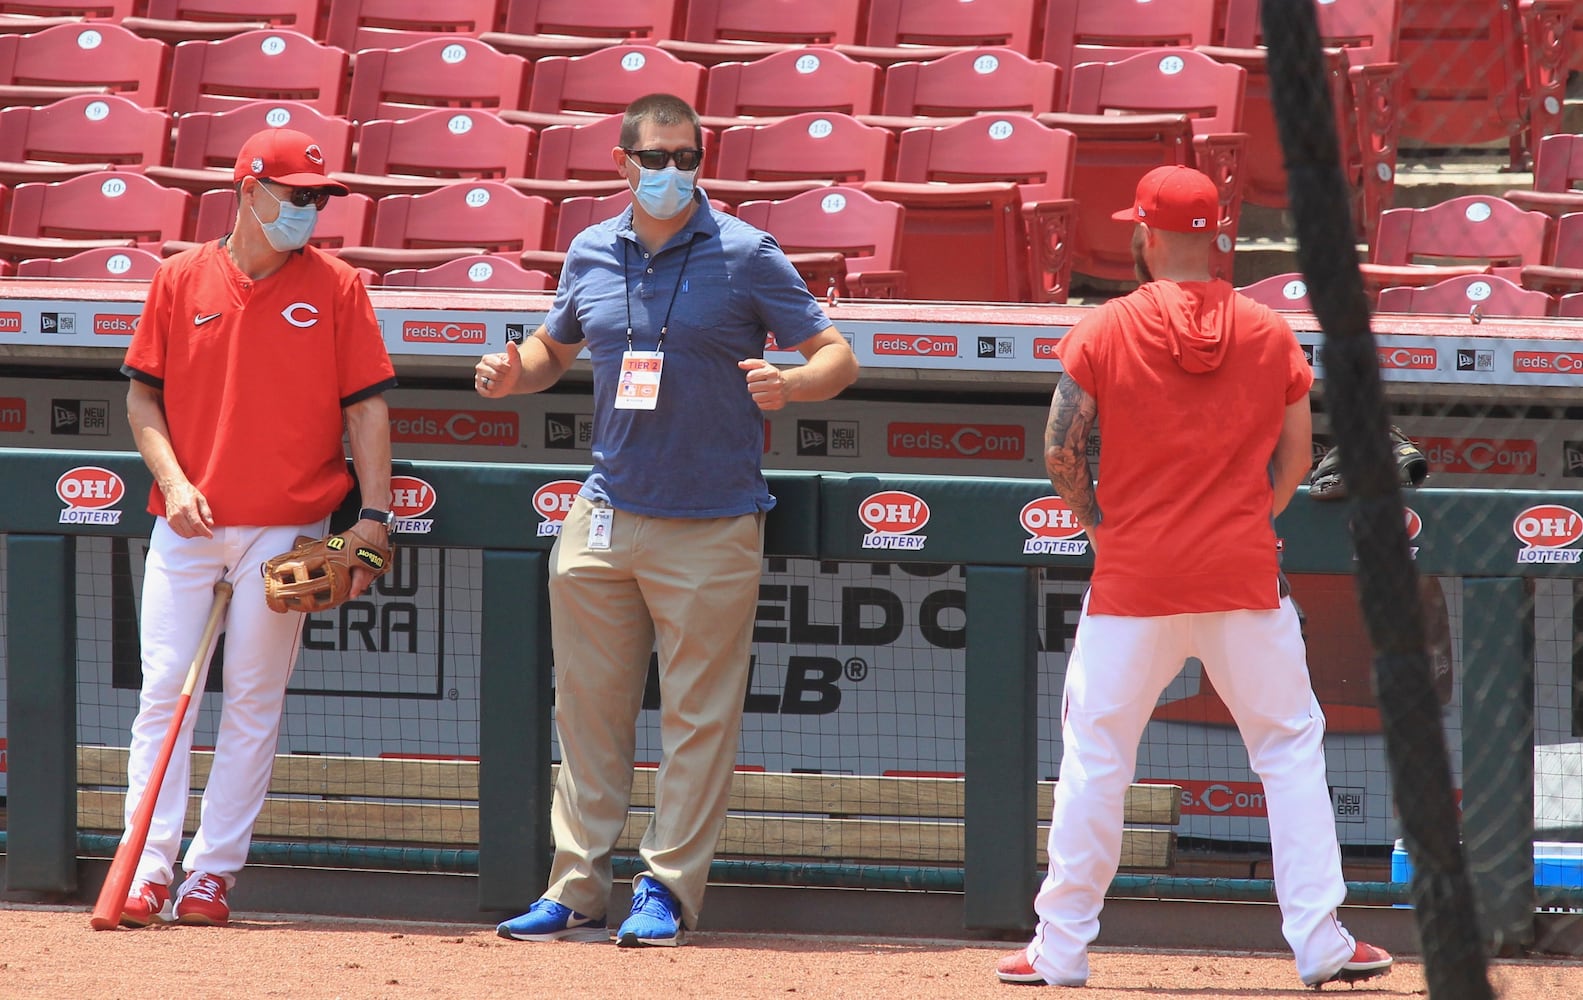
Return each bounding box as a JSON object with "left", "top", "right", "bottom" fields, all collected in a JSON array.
[
  {"left": 1310, "top": 941, "right": 1393, "bottom": 987},
  {"left": 996, "top": 950, "right": 1049, "bottom": 984},
  {"left": 175, "top": 873, "right": 230, "bottom": 927},
  {"left": 120, "top": 880, "right": 171, "bottom": 927}
]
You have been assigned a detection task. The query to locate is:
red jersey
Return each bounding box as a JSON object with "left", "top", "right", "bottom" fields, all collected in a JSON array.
[
  {"left": 1055, "top": 279, "right": 1312, "bottom": 616},
  {"left": 122, "top": 240, "right": 395, "bottom": 526}
]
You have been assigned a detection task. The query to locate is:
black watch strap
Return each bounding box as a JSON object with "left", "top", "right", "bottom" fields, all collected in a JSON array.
[{"left": 359, "top": 507, "right": 396, "bottom": 530}]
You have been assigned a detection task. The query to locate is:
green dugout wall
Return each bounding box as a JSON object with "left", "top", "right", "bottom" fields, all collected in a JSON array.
[{"left": 1, "top": 449, "right": 1574, "bottom": 942}]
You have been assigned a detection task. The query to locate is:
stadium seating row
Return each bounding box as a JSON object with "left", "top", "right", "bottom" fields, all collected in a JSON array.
[
  {"left": 1245, "top": 271, "right": 1583, "bottom": 320},
  {"left": 8, "top": 163, "right": 1583, "bottom": 322},
  {"left": 0, "top": 53, "right": 1250, "bottom": 299},
  {"left": 1, "top": 3, "right": 1578, "bottom": 306},
  {"left": 0, "top": 0, "right": 1571, "bottom": 164}
]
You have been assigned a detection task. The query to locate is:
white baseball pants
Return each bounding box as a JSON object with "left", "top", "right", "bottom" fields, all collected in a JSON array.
[
  {"left": 126, "top": 518, "right": 321, "bottom": 889},
  {"left": 1027, "top": 596, "right": 1359, "bottom": 986}
]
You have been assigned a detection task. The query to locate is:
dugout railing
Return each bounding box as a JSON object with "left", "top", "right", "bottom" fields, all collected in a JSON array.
[{"left": 1, "top": 449, "right": 1580, "bottom": 944}]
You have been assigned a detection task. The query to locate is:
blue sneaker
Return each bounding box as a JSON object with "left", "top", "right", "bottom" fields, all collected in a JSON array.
[
  {"left": 496, "top": 898, "right": 607, "bottom": 942},
  {"left": 616, "top": 875, "right": 684, "bottom": 947}
]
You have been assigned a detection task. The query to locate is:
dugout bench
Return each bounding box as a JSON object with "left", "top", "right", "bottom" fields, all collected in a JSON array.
[
  {"left": 2, "top": 450, "right": 1572, "bottom": 943},
  {"left": 74, "top": 747, "right": 1182, "bottom": 875}
]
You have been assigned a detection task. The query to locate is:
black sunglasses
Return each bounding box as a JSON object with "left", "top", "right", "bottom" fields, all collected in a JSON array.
[
  {"left": 263, "top": 180, "right": 334, "bottom": 210},
  {"left": 622, "top": 147, "right": 704, "bottom": 172}
]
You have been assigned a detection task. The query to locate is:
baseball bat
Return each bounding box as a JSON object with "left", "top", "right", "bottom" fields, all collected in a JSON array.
[{"left": 89, "top": 579, "right": 233, "bottom": 931}]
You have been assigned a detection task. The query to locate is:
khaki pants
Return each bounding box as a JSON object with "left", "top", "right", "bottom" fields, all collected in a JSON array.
[{"left": 544, "top": 496, "right": 764, "bottom": 928}]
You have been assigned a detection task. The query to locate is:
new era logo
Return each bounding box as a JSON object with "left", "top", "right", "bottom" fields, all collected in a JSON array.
[
  {"left": 545, "top": 413, "right": 593, "bottom": 450},
  {"left": 1456, "top": 349, "right": 1494, "bottom": 372},
  {"left": 796, "top": 419, "right": 859, "bottom": 457},
  {"left": 1564, "top": 441, "right": 1583, "bottom": 477},
  {"left": 40, "top": 312, "right": 76, "bottom": 335},
  {"left": 978, "top": 336, "right": 1014, "bottom": 359},
  {"left": 505, "top": 323, "right": 527, "bottom": 344},
  {"left": 50, "top": 399, "right": 109, "bottom": 436}
]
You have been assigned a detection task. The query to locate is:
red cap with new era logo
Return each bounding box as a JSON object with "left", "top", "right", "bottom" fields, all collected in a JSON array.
[
  {"left": 1111, "top": 165, "right": 1218, "bottom": 234},
  {"left": 233, "top": 128, "right": 348, "bottom": 195}
]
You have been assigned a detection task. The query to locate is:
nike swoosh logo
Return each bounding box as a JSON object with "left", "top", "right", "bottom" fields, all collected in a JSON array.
[{"left": 194, "top": 312, "right": 222, "bottom": 326}]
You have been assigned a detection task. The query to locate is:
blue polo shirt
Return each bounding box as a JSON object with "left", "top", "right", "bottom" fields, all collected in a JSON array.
[{"left": 544, "top": 191, "right": 832, "bottom": 518}]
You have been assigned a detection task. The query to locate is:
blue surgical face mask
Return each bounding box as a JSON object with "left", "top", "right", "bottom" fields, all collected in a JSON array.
[
  {"left": 632, "top": 164, "right": 696, "bottom": 221},
  {"left": 251, "top": 182, "right": 318, "bottom": 252}
]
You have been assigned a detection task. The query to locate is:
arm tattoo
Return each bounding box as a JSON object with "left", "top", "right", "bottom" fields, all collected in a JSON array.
[{"left": 1045, "top": 374, "right": 1101, "bottom": 531}]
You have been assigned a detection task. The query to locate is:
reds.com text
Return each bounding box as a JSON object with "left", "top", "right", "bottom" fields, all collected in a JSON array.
[{"left": 1513, "top": 351, "right": 1583, "bottom": 374}]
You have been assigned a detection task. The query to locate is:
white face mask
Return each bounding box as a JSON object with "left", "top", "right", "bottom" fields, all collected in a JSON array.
[
  {"left": 251, "top": 182, "right": 318, "bottom": 252},
  {"left": 632, "top": 164, "right": 696, "bottom": 221}
]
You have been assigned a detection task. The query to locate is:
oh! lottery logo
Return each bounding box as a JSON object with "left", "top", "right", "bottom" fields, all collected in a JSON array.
[{"left": 1513, "top": 504, "right": 1583, "bottom": 564}]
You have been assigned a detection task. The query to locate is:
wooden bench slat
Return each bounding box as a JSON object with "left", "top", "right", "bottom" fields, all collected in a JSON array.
[
  {"left": 79, "top": 792, "right": 1174, "bottom": 870},
  {"left": 79, "top": 747, "right": 1180, "bottom": 824},
  {"left": 78, "top": 746, "right": 1180, "bottom": 871}
]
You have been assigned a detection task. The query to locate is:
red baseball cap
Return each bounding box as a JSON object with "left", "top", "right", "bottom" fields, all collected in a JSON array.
[
  {"left": 233, "top": 128, "right": 348, "bottom": 194},
  {"left": 1110, "top": 165, "right": 1218, "bottom": 234}
]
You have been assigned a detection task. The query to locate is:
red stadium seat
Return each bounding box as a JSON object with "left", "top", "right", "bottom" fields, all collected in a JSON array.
[
  {"left": 122, "top": 1, "right": 322, "bottom": 45},
  {"left": 839, "top": 0, "right": 1041, "bottom": 68},
  {"left": 147, "top": 101, "right": 354, "bottom": 195},
  {"left": 505, "top": 43, "right": 706, "bottom": 130},
  {"left": 482, "top": 0, "right": 683, "bottom": 60},
  {"left": 879, "top": 47, "right": 1061, "bottom": 119},
  {"left": 712, "top": 111, "right": 892, "bottom": 183},
  {"left": 1042, "top": 48, "right": 1248, "bottom": 285},
  {"left": 0, "top": 22, "right": 168, "bottom": 107},
  {"left": 1236, "top": 272, "right": 1313, "bottom": 312},
  {"left": 0, "top": 95, "right": 169, "bottom": 187},
  {"left": 658, "top": 0, "right": 864, "bottom": 66},
  {"left": 1361, "top": 195, "right": 1552, "bottom": 300},
  {"left": 335, "top": 180, "right": 553, "bottom": 274},
  {"left": 710, "top": 112, "right": 891, "bottom": 208},
  {"left": 1376, "top": 272, "right": 1554, "bottom": 317},
  {"left": 517, "top": 188, "right": 634, "bottom": 278},
  {"left": 0, "top": 171, "right": 190, "bottom": 263},
  {"left": 506, "top": 111, "right": 633, "bottom": 205},
  {"left": 324, "top": 0, "right": 501, "bottom": 53},
  {"left": 17, "top": 244, "right": 164, "bottom": 279},
  {"left": 331, "top": 109, "right": 535, "bottom": 198},
  {"left": 1504, "top": 132, "right": 1583, "bottom": 220},
  {"left": 166, "top": 29, "right": 349, "bottom": 116},
  {"left": 1395, "top": 0, "right": 1570, "bottom": 170},
  {"left": 164, "top": 187, "right": 375, "bottom": 255},
  {"left": 1560, "top": 290, "right": 1583, "bottom": 317},
  {"left": 345, "top": 36, "right": 528, "bottom": 123},
  {"left": 864, "top": 115, "right": 1078, "bottom": 302},
  {"left": 1519, "top": 212, "right": 1583, "bottom": 297},
  {"left": 383, "top": 253, "right": 556, "bottom": 290},
  {"left": 704, "top": 46, "right": 881, "bottom": 119},
  {"left": 1040, "top": 0, "right": 1219, "bottom": 107},
  {"left": 1200, "top": 0, "right": 1403, "bottom": 244},
  {"left": 735, "top": 185, "right": 908, "bottom": 299}
]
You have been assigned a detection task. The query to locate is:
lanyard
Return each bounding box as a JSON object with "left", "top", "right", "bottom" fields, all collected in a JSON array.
[{"left": 623, "top": 235, "right": 695, "bottom": 354}]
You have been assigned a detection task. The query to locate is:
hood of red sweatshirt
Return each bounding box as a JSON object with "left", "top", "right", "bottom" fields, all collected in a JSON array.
[{"left": 1124, "top": 279, "right": 1234, "bottom": 374}]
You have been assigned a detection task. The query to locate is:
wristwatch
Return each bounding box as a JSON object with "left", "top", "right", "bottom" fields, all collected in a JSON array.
[{"left": 359, "top": 507, "right": 396, "bottom": 531}]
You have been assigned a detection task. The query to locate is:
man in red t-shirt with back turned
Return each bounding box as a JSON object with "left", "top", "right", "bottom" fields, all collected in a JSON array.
[
  {"left": 116, "top": 129, "right": 396, "bottom": 929},
  {"left": 995, "top": 166, "right": 1393, "bottom": 989}
]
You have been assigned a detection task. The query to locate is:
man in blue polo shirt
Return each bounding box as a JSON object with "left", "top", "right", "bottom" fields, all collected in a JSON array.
[{"left": 475, "top": 92, "right": 858, "bottom": 947}]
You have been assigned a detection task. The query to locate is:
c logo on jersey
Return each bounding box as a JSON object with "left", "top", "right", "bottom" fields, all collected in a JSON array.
[{"left": 282, "top": 302, "right": 319, "bottom": 328}]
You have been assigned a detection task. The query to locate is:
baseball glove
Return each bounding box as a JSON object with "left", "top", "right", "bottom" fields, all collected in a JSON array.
[
  {"left": 1309, "top": 426, "right": 1429, "bottom": 502},
  {"left": 261, "top": 528, "right": 393, "bottom": 613}
]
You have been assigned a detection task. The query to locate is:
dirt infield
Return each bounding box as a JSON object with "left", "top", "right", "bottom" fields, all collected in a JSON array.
[{"left": 3, "top": 904, "right": 1582, "bottom": 999}]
